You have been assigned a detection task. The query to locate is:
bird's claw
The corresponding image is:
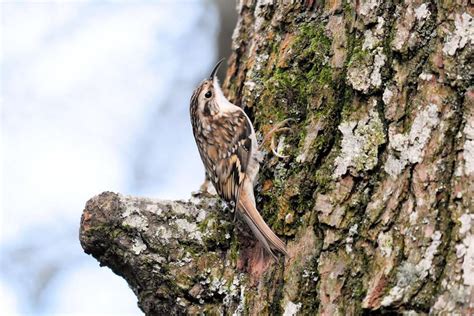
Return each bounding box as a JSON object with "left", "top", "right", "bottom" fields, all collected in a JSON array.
[
  {"left": 271, "top": 134, "right": 290, "bottom": 158},
  {"left": 260, "top": 118, "right": 295, "bottom": 158},
  {"left": 192, "top": 179, "right": 217, "bottom": 197}
]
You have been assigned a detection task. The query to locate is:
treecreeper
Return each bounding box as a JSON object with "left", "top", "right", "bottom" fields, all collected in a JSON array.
[{"left": 189, "top": 59, "right": 289, "bottom": 261}]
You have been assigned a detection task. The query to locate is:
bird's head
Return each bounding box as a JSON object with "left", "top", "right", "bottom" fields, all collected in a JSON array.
[{"left": 190, "top": 59, "right": 226, "bottom": 116}]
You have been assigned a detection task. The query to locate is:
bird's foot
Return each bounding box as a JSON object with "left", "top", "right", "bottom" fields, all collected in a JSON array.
[
  {"left": 191, "top": 179, "right": 217, "bottom": 197},
  {"left": 259, "top": 118, "right": 295, "bottom": 158}
]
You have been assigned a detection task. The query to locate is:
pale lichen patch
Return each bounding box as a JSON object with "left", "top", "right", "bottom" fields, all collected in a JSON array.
[
  {"left": 370, "top": 49, "right": 386, "bottom": 88},
  {"left": 378, "top": 231, "right": 393, "bottom": 257},
  {"left": 156, "top": 226, "right": 173, "bottom": 242},
  {"left": 443, "top": 13, "right": 474, "bottom": 56},
  {"left": 347, "top": 48, "right": 386, "bottom": 93},
  {"left": 232, "top": 285, "right": 246, "bottom": 316},
  {"left": 122, "top": 213, "right": 148, "bottom": 232},
  {"left": 432, "top": 284, "right": 470, "bottom": 313},
  {"left": 414, "top": 3, "right": 430, "bottom": 21},
  {"left": 381, "top": 231, "right": 442, "bottom": 306},
  {"left": 223, "top": 274, "right": 242, "bottom": 308},
  {"left": 283, "top": 301, "right": 302, "bottom": 316},
  {"left": 253, "top": 0, "right": 273, "bottom": 32},
  {"left": 362, "top": 17, "right": 385, "bottom": 51},
  {"left": 457, "top": 213, "right": 474, "bottom": 286},
  {"left": 175, "top": 218, "right": 202, "bottom": 242},
  {"left": 132, "top": 237, "right": 147, "bottom": 255},
  {"left": 459, "top": 214, "right": 472, "bottom": 236},
  {"left": 384, "top": 104, "right": 440, "bottom": 177},
  {"left": 463, "top": 116, "right": 474, "bottom": 175},
  {"left": 461, "top": 234, "right": 474, "bottom": 286},
  {"left": 409, "top": 210, "right": 418, "bottom": 225},
  {"left": 359, "top": 0, "right": 380, "bottom": 17},
  {"left": 362, "top": 29, "right": 378, "bottom": 50},
  {"left": 419, "top": 72, "right": 434, "bottom": 81},
  {"left": 121, "top": 196, "right": 151, "bottom": 231},
  {"left": 391, "top": 5, "right": 416, "bottom": 52},
  {"left": 382, "top": 87, "right": 393, "bottom": 105},
  {"left": 334, "top": 108, "right": 385, "bottom": 178},
  {"left": 347, "top": 66, "right": 371, "bottom": 92},
  {"left": 145, "top": 203, "right": 163, "bottom": 216},
  {"left": 418, "top": 231, "right": 442, "bottom": 277},
  {"left": 345, "top": 224, "right": 359, "bottom": 253},
  {"left": 196, "top": 209, "right": 207, "bottom": 222},
  {"left": 172, "top": 202, "right": 189, "bottom": 215}
]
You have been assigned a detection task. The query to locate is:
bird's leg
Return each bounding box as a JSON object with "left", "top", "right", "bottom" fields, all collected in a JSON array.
[
  {"left": 192, "top": 173, "right": 217, "bottom": 197},
  {"left": 233, "top": 204, "right": 238, "bottom": 222},
  {"left": 259, "top": 118, "right": 295, "bottom": 158},
  {"left": 259, "top": 119, "right": 292, "bottom": 149}
]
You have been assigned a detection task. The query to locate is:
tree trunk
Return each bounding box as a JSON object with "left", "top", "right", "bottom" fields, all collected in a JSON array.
[{"left": 80, "top": 1, "right": 473, "bottom": 315}]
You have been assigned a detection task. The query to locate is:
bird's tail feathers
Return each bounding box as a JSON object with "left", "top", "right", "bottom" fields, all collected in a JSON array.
[{"left": 237, "top": 188, "right": 288, "bottom": 261}]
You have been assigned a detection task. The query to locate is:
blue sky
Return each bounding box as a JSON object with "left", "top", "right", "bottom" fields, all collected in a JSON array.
[{"left": 1, "top": 1, "right": 219, "bottom": 314}]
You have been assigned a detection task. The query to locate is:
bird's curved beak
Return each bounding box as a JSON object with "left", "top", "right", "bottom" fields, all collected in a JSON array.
[{"left": 209, "top": 58, "right": 225, "bottom": 80}]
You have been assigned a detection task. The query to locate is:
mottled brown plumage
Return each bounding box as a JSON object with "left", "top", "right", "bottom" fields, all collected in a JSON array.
[{"left": 190, "top": 60, "right": 288, "bottom": 260}]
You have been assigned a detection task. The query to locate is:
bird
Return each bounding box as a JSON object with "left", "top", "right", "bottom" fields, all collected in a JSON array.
[{"left": 189, "top": 59, "right": 289, "bottom": 261}]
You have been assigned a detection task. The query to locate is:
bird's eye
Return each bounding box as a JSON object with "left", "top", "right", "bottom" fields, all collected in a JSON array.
[{"left": 205, "top": 91, "right": 212, "bottom": 98}]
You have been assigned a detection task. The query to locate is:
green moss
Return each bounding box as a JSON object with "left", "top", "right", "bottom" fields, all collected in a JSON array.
[
  {"left": 253, "top": 21, "right": 350, "bottom": 235},
  {"left": 313, "top": 148, "right": 339, "bottom": 193},
  {"left": 295, "top": 253, "right": 321, "bottom": 313},
  {"left": 382, "top": 19, "right": 396, "bottom": 64},
  {"left": 316, "top": 66, "right": 333, "bottom": 86},
  {"left": 297, "top": 23, "right": 331, "bottom": 55},
  {"left": 197, "top": 211, "right": 232, "bottom": 250},
  {"left": 111, "top": 228, "right": 123, "bottom": 238},
  {"left": 343, "top": 273, "right": 366, "bottom": 314},
  {"left": 229, "top": 236, "right": 240, "bottom": 263},
  {"left": 340, "top": 88, "right": 355, "bottom": 121},
  {"left": 347, "top": 44, "right": 369, "bottom": 68},
  {"left": 258, "top": 22, "right": 333, "bottom": 125},
  {"left": 87, "top": 223, "right": 119, "bottom": 240},
  {"left": 343, "top": 1, "right": 355, "bottom": 26}
]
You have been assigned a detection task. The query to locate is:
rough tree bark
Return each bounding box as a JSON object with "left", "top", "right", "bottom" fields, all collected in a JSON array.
[{"left": 80, "top": 1, "right": 473, "bottom": 315}]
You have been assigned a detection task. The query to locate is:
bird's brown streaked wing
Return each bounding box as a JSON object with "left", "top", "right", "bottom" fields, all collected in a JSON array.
[{"left": 203, "top": 110, "right": 252, "bottom": 202}]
